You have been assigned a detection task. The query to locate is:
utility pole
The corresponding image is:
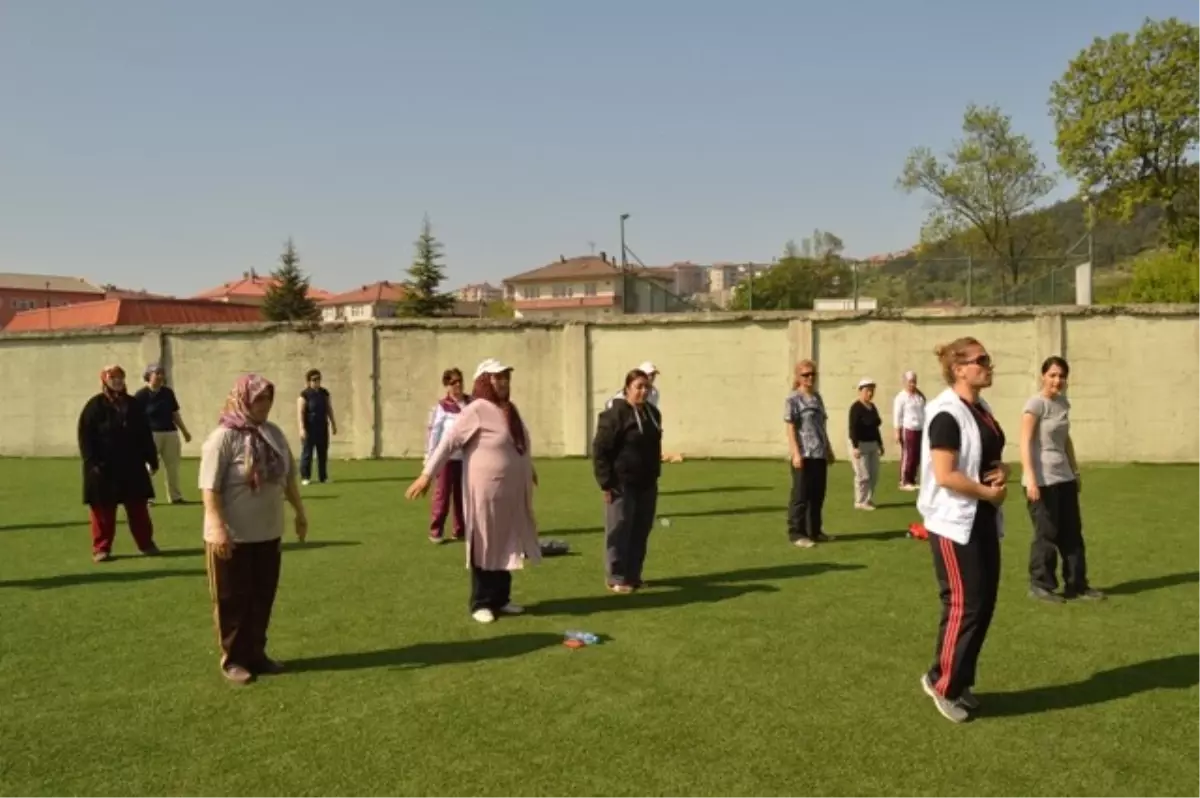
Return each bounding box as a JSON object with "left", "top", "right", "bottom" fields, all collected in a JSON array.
[
  {"left": 619, "top": 213, "right": 630, "bottom": 314},
  {"left": 966, "top": 255, "right": 973, "bottom": 307},
  {"left": 852, "top": 262, "right": 859, "bottom": 310},
  {"left": 746, "top": 263, "right": 754, "bottom": 311}
]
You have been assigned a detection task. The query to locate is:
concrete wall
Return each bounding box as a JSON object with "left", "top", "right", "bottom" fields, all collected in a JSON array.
[{"left": 2, "top": 305, "right": 1196, "bottom": 463}]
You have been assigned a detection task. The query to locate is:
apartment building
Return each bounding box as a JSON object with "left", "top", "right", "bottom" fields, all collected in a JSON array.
[
  {"left": 0, "top": 273, "right": 106, "bottom": 327},
  {"left": 502, "top": 253, "right": 679, "bottom": 320}
]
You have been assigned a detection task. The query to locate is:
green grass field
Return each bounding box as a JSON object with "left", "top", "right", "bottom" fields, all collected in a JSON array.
[{"left": 1, "top": 458, "right": 1196, "bottom": 796}]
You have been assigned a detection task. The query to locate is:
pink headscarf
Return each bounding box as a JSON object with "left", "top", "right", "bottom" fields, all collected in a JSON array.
[{"left": 220, "top": 374, "right": 287, "bottom": 490}]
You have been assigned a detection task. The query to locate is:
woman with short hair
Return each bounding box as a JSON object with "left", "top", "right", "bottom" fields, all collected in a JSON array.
[
  {"left": 425, "top": 367, "right": 471, "bottom": 544},
  {"left": 784, "top": 359, "right": 835, "bottom": 548},
  {"left": 200, "top": 374, "right": 308, "bottom": 685},
  {"left": 297, "top": 368, "right": 337, "bottom": 485},
  {"left": 849, "top": 377, "right": 883, "bottom": 510},
  {"left": 916, "top": 337, "right": 1009, "bottom": 723},
  {"left": 78, "top": 364, "right": 161, "bottom": 562},
  {"left": 406, "top": 359, "right": 541, "bottom": 624},
  {"left": 1020, "top": 356, "right": 1104, "bottom": 603},
  {"left": 892, "top": 370, "right": 926, "bottom": 490},
  {"left": 593, "top": 368, "right": 664, "bottom": 593}
]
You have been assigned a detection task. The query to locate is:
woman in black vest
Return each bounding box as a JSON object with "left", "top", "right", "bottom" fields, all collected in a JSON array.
[
  {"left": 296, "top": 368, "right": 337, "bottom": 485},
  {"left": 592, "top": 368, "right": 664, "bottom": 593}
]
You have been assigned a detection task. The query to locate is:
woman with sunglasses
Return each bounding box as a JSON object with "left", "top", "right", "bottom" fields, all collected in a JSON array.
[
  {"left": 425, "top": 367, "right": 471, "bottom": 544},
  {"left": 783, "top": 359, "right": 835, "bottom": 548},
  {"left": 916, "top": 337, "right": 1009, "bottom": 723}
]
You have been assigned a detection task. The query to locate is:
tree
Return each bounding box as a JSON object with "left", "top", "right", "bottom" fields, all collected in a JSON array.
[
  {"left": 399, "top": 215, "right": 455, "bottom": 317},
  {"left": 1049, "top": 17, "right": 1199, "bottom": 248},
  {"left": 1121, "top": 246, "right": 1200, "bottom": 303},
  {"left": 801, "top": 229, "right": 844, "bottom": 260},
  {"left": 898, "top": 104, "right": 1056, "bottom": 293},
  {"left": 261, "top": 238, "right": 320, "bottom": 322},
  {"left": 730, "top": 241, "right": 851, "bottom": 310}
]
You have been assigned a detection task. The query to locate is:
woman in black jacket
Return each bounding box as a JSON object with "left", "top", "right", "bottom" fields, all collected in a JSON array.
[
  {"left": 78, "top": 365, "right": 161, "bottom": 562},
  {"left": 593, "top": 368, "right": 663, "bottom": 594}
]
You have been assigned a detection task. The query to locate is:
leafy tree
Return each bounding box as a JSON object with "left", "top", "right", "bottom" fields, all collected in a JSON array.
[
  {"left": 399, "top": 215, "right": 455, "bottom": 317},
  {"left": 1049, "top": 17, "right": 1199, "bottom": 248},
  {"left": 1121, "top": 246, "right": 1200, "bottom": 303},
  {"left": 261, "top": 238, "right": 320, "bottom": 322},
  {"left": 800, "top": 229, "right": 844, "bottom": 260},
  {"left": 483, "top": 300, "right": 516, "bottom": 319},
  {"left": 898, "top": 104, "right": 1056, "bottom": 293},
  {"left": 730, "top": 242, "right": 852, "bottom": 310}
]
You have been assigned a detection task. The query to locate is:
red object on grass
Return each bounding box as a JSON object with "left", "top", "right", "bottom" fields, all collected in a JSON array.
[{"left": 908, "top": 522, "right": 929, "bottom": 540}]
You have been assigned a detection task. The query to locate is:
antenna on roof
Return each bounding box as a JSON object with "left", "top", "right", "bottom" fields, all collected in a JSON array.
[{"left": 588, "top": 240, "right": 596, "bottom": 254}]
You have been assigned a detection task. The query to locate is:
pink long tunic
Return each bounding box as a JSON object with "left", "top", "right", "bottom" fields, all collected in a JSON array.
[{"left": 422, "top": 399, "right": 541, "bottom": 571}]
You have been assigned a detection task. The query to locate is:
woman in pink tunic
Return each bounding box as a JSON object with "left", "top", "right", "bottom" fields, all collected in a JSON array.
[{"left": 406, "top": 358, "right": 541, "bottom": 623}]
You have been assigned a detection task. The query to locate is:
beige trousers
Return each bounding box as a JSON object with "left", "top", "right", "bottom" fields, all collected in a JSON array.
[
  {"left": 852, "top": 440, "right": 881, "bottom": 506},
  {"left": 153, "top": 430, "right": 183, "bottom": 502}
]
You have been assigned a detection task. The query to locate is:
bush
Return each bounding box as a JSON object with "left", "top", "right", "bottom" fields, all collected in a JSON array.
[{"left": 1121, "top": 247, "right": 1200, "bottom": 303}]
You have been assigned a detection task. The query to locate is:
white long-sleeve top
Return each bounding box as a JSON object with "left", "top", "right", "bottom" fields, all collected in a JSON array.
[
  {"left": 426, "top": 399, "right": 467, "bottom": 464},
  {"left": 893, "top": 389, "right": 926, "bottom": 432}
]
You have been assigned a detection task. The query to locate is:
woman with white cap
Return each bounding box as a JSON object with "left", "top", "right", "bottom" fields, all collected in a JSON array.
[
  {"left": 848, "top": 378, "right": 883, "bottom": 510},
  {"left": 405, "top": 358, "right": 541, "bottom": 623},
  {"left": 892, "top": 371, "right": 926, "bottom": 491}
]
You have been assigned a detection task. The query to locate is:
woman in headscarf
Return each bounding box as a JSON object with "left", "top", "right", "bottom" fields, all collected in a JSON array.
[
  {"left": 424, "top": 366, "right": 471, "bottom": 544},
  {"left": 199, "top": 373, "right": 308, "bottom": 685},
  {"left": 77, "top": 364, "right": 161, "bottom": 562},
  {"left": 405, "top": 358, "right": 541, "bottom": 624},
  {"left": 892, "top": 370, "right": 926, "bottom": 491}
]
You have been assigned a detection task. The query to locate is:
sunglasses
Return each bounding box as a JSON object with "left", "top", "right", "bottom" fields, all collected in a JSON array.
[
  {"left": 798, "top": 372, "right": 816, "bottom": 378},
  {"left": 963, "top": 355, "right": 993, "bottom": 368},
  {"left": 448, "top": 379, "right": 462, "bottom": 386}
]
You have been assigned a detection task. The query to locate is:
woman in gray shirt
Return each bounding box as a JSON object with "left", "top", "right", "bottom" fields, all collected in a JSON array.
[
  {"left": 784, "top": 359, "right": 836, "bottom": 548},
  {"left": 1019, "top": 356, "right": 1103, "bottom": 603}
]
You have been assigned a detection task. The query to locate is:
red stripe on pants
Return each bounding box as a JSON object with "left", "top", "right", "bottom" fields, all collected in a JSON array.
[
  {"left": 89, "top": 502, "right": 155, "bottom": 554},
  {"left": 935, "top": 534, "right": 964, "bottom": 696}
]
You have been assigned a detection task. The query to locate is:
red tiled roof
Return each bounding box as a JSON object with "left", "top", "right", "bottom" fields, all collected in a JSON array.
[
  {"left": 194, "top": 274, "right": 334, "bottom": 301},
  {"left": 0, "top": 273, "right": 105, "bottom": 293},
  {"left": 504, "top": 255, "right": 675, "bottom": 284},
  {"left": 3, "top": 298, "right": 264, "bottom": 332},
  {"left": 320, "top": 281, "right": 407, "bottom": 305}
]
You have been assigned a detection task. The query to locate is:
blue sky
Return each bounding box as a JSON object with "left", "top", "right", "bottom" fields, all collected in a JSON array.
[{"left": 2, "top": 0, "right": 1196, "bottom": 295}]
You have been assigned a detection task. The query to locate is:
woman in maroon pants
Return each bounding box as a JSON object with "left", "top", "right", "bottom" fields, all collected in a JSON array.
[
  {"left": 425, "top": 367, "right": 471, "bottom": 544},
  {"left": 77, "top": 364, "right": 161, "bottom": 562}
]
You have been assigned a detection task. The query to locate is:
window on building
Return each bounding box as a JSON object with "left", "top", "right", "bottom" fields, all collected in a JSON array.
[
  {"left": 583, "top": 283, "right": 597, "bottom": 296},
  {"left": 520, "top": 286, "right": 541, "bottom": 300},
  {"left": 350, "top": 305, "right": 366, "bottom": 318},
  {"left": 10, "top": 299, "right": 37, "bottom": 310},
  {"left": 552, "top": 284, "right": 575, "bottom": 298}
]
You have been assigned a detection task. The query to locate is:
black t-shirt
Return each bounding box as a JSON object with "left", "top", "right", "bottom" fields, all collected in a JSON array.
[
  {"left": 300, "top": 387, "right": 330, "bottom": 429},
  {"left": 848, "top": 401, "right": 882, "bottom": 446},
  {"left": 928, "top": 400, "right": 1006, "bottom": 528},
  {"left": 133, "top": 386, "right": 180, "bottom": 433}
]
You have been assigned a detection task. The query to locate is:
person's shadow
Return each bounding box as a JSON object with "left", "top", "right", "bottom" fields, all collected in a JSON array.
[
  {"left": 286, "top": 632, "right": 562, "bottom": 674},
  {"left": 531, "top": 562, "right": 865, "bottom": 617},
  {"left": 0, "top": 568, "right": 203, "bottom": 590},
  {"left": 978, "top": 653, "right": 1199, "bottom": 717}
]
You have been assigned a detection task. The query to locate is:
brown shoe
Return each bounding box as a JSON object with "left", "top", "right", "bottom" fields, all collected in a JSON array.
[{"left": 222, "top": 664, "right": 254, "bottom": 685}]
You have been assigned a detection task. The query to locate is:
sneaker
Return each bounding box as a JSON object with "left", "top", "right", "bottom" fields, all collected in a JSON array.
[
  {"left": 1066, "top": 587, "right": 1107, "bottom": 601},
  {"left": 792, "top": 537, "right": 816, "bottom": 549},
  {"left": 92, "top": 551, "right": 112, "bottom": 563},
  {"left": 252, "top": 657, "right": 286, "bottom": 675},
  {"left": 1029, "top": 586, "right": 1066, "bottom": 604},
  {"left": 607, "top": 583, "right": 634, "bottom": 594},
  {"left": 471, "top": 608, "right": 496, "bottom": 624},
  {"left": 497, "top": 603, "right": 525, "bottom": 616},
  {"left": 169, "top": 498, "right": 189, "bottom": 505},
  {"left": 141, "top": 544, "right": 162, "bottom": 556},
  {"left": 301, "top": 479, "right": 311, "bottom": 487},
  {"left": 959, "top": 687, "right": 981, "bottom": 711},
  {"left": 222, "top": 664, "right": 254, "bottom": 685},
  {"left": 429, "top": 535, "right": 446, "bottom": 545},
  {"left": 920, "top": 674, "right": 969, "bottom": 723}
]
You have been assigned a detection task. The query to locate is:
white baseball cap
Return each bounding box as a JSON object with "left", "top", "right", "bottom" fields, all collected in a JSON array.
[
  {"left": 637, "top": 361, "right": 659, "bottom": 375},
  {"left": 857, "top": 377, "right": 876, "bottom": 389},
  {"left": 473, "top": 358, "right": 514, "bottom": 380}
]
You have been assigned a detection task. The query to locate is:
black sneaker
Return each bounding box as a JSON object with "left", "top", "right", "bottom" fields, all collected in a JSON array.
[
  {"left": 141, "top": 544, "right": 162, "bottom": 556},
  {"left": 1029, "top": 586, "right": 1066, "bottom": 604}
]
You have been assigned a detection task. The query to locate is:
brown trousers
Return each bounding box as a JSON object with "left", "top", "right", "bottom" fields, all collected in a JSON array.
[{"left": 205, "top": 538, "right": 282, "bottom": 669}]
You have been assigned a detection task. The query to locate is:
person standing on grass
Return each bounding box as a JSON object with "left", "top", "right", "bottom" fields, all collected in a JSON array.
[
  {"left": 405, "top": 358, "right": 541, "bottom": 624},
  {"left": 917, "top": 336, "right": 1009, "bottom": 724},
  {"left": 200, "top": 373, "right": 308, "bottom": 685},
  {"left": 297, "top": 368, "right": 337, "bottom": 485},
  {"left": 425, "top": 367, "right": 471, "bottom": 544},
  {"left": 1020, "top": 356, "right": 1105, "bottom": 604},
  {"left": 892, "top": 370, "right": 926, "bottom": 491},
  {"left": 78, "top": 365, "right": 161, "bottom": 563},
  {"left": 593, "top": 368, "right": 664, "bottom": 594},
  {"left": 784, "top": 359, "right": 835, "bottom": 549},
  {"left": 134, "top": 363, "right": 193, "bottom": 505},
  {"left": 849, "top": 377, "right": 883, "bottom": 511}
]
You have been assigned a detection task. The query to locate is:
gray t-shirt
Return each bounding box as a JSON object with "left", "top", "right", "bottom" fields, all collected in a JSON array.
[
  {"left": 199, "top": 422, "right": 294, "bottom": 544},
  {"left": 1023, "top": 394, "right": 1075, "bottom": 487},
  {"left": 784, "top": 390, "right": 831, "bottom": 459}
]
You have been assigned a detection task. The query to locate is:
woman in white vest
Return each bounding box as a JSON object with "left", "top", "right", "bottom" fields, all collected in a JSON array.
[{"left": 916, "top": 336, "right": 1010, "bottom": 724}]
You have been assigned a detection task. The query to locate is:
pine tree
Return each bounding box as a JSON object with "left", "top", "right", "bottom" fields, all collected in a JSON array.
[
  {"left": 261, "top": 238, "right": 321, "bottom": 322},
  {"left": 399, "top": 215, "right": 456, "bottom": 317}
]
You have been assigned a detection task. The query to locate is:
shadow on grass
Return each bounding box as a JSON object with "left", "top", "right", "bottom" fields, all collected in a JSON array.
[
  {"left": 286, "top": 632, "right": 563, "bottom": 673},
  {"left": 532, "top": 562, "right": 865, "bottom": 617},
  {"left": 321, "top": 476, "right": 411, "bottom": 485},
  {"left": 980, "top": 653, "right": 1199, "bottom": 717},
  {"left": 834, "top": 529, "right": 910, "bottom": 543},
  {"left": 0, "top": 520, "right": 89, "bottom": 532},
  {"left": 542, "top": 505, "right": 786, "bottom": 537},
  {"left": 0, "top": 568, "right": 203, "bottom": 590},
  {"left": 153, "top": 540, "right": 363, "bottom": 559},
  {"left": 1104, "top": 571, "right": 1199, "bottom": 596},
  {"left": 658, "top": 486, "right": 773, "bottom": 497}
]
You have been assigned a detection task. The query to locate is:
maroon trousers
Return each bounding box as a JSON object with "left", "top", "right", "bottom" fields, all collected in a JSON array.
[
  {"left": 89, "top": 502, "right": 155, "bottom": 554},
  {"left": 429, "top": 460, "right": 465, "bottom": 539},
  {"left": 900, "top": 429, "right": 923, "bottom": 486},
  {"left": 206, "top": 539, "right": 283, "bottom": 670}
]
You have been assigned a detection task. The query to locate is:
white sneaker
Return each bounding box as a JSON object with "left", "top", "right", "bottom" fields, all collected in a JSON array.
[
  {"left": 301, "top": 479, "right": 311, "bottom": 486},
  {"left": 471, "top": 609, "right": 495, "bottom": 624},
  {"left": 497, "top": 603, "right": 525, "bottom": 616}
]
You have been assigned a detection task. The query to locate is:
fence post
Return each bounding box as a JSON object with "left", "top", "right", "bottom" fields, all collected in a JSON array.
[{"left": 966, "top": 256, "right": 973, "bottom": 306}]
